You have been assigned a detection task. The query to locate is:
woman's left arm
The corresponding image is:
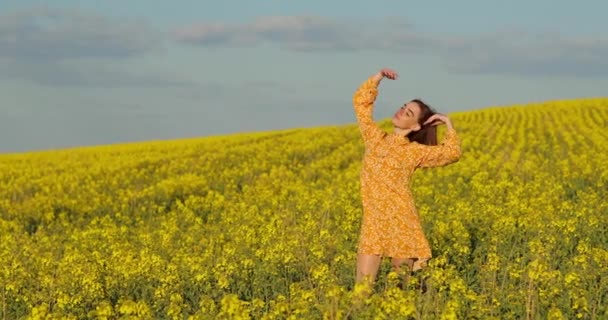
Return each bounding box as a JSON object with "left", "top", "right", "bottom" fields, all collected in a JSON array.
[
  {"left": 416, "top": 114, "right": 462, "bottom": 168},
  {"left": 416, "top": 129, "right": 462, "bottom": 168}
]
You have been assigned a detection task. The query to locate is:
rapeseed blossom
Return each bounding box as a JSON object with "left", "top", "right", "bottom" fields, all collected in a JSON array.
[{"left": 0, "top": 98, "right": 607, "bottom": 318}]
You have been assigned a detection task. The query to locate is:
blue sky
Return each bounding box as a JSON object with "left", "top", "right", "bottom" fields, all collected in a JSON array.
[{"left": 1, "top": 0, "right": 607, "bottom": 153}]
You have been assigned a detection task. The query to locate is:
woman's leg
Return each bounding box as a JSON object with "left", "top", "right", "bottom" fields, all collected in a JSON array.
[
  {"left": 391, "top": 257, "right": 414, "bottom": 286},
  {"left": 356, "top": 253, "right": 382, "bottom": 285},
  {"left": 391, "top": 257, "right": 414, "bottom": 271}
]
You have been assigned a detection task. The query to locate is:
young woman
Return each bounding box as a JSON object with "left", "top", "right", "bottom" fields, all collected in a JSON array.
[{"left": 352, "top": 67, "right": 462, "bottom": 286}]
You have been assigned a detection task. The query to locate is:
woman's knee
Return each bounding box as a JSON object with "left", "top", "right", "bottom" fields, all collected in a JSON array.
[{"left": 356, "top": 253, "right": 382, "bottom": 282}]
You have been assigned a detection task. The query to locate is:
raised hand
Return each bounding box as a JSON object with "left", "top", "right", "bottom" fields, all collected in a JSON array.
[
  {"left": 424, "top": 113, "right": 454, "bottom": 130},
  {"left": 373, "top": 68, "right": 399, "bottom": 82},
  {"left": 380, "top": 68, "right": 399, "bottom": 80}
]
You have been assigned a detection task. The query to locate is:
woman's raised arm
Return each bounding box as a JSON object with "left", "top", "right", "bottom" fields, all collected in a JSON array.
[{"left": 352, "top": 68, "right": 398, "bottom": 143}]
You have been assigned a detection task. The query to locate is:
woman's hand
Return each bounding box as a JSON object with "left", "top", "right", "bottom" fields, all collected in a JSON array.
[
  {"left": 380, "top": 68, "right": 398, "bottom": 80},
  {"left": 424, "top": 113, "right": 455, "bottom": 131},
  {"left": 373, "top": 68, "right": 399, "bottom": 82}
]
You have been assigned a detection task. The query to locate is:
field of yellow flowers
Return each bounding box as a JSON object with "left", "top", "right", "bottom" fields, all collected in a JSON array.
[{"left": 1, "top": 98, "right": 607, "bottom": 319}]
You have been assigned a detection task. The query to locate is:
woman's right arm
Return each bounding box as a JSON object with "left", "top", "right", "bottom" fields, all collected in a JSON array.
[{"left": 352, "top": 69, "right": 397, "bottom": 143}]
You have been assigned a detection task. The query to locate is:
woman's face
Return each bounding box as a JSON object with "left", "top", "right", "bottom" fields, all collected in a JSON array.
[{"left": 392, "top": 101, "right": 422, "bottom": 131}]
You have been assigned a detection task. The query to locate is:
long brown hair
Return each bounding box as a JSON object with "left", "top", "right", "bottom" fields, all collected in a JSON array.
[{"left": 407, "top": 99, "right": 437, "bottom": 146}]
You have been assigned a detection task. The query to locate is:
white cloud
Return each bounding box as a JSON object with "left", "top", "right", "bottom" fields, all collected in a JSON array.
[
  {"left": 174, "top": 15, "right": 429, "bottom": 53},
  {"left": 174, "top": 17, "right": 608, "bottom": 77},
  {"left": 0, "top": 6, "right": 157, "bottom": 61},
  {"left": 0, "top": 6, "right": 193, "bottom": 87},
  {"left": 439, "top": 31, "right": 608, "bottom": 77}
]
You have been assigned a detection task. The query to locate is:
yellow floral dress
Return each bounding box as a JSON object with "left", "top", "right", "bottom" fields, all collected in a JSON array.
[{"left": 353, "top": 75, "right": 462, "bottom": 271}]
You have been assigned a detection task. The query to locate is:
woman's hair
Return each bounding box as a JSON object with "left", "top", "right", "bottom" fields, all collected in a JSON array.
[{"left": 407, "top": 99, "right": 437, "bottom": 146}]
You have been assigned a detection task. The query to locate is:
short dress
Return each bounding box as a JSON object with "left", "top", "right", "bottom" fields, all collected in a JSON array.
[{"left": 353, "top": 75, "right": 462, "bottom": 271}]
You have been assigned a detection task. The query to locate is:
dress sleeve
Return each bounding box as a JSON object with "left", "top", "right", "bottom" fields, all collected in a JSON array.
[
  {"left": 415, "top": 130, "right": 462, "bottom": 168},
  {"left": 352, "top": 76, "right": 385, "bottom": 144}
]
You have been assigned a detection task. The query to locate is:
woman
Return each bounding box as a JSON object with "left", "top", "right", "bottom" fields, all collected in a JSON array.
[{"left": 352, "top": 67, "right": 462, "bottom": 286}]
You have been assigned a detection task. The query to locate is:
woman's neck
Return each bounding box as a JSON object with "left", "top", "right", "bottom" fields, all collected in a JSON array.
[{"left": 393, "top": 127, "right": 413, "bottom": 137}]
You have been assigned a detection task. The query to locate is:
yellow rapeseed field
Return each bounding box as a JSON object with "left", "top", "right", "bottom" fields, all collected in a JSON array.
[{"left": 1, "top": 98, "right": 607, "bottom": 319}]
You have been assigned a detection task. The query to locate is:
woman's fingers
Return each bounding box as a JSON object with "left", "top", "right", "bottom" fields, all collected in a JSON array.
[
  {"left": 424, "top": 114, "right": 440, "bottom": 125},
  {"left": 426, "top": 119, "right": 442, "bottom": 126},
  {"left": 424, "top": 114, "right": 449, "bottom": 126},
  {"left": 381, "top": 68, "right": 398, "bottom": 80}
]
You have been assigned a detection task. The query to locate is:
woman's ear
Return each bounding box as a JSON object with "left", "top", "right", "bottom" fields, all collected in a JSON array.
[{"left": 412, "top": 124, "right": 421, "bottom": 132}]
